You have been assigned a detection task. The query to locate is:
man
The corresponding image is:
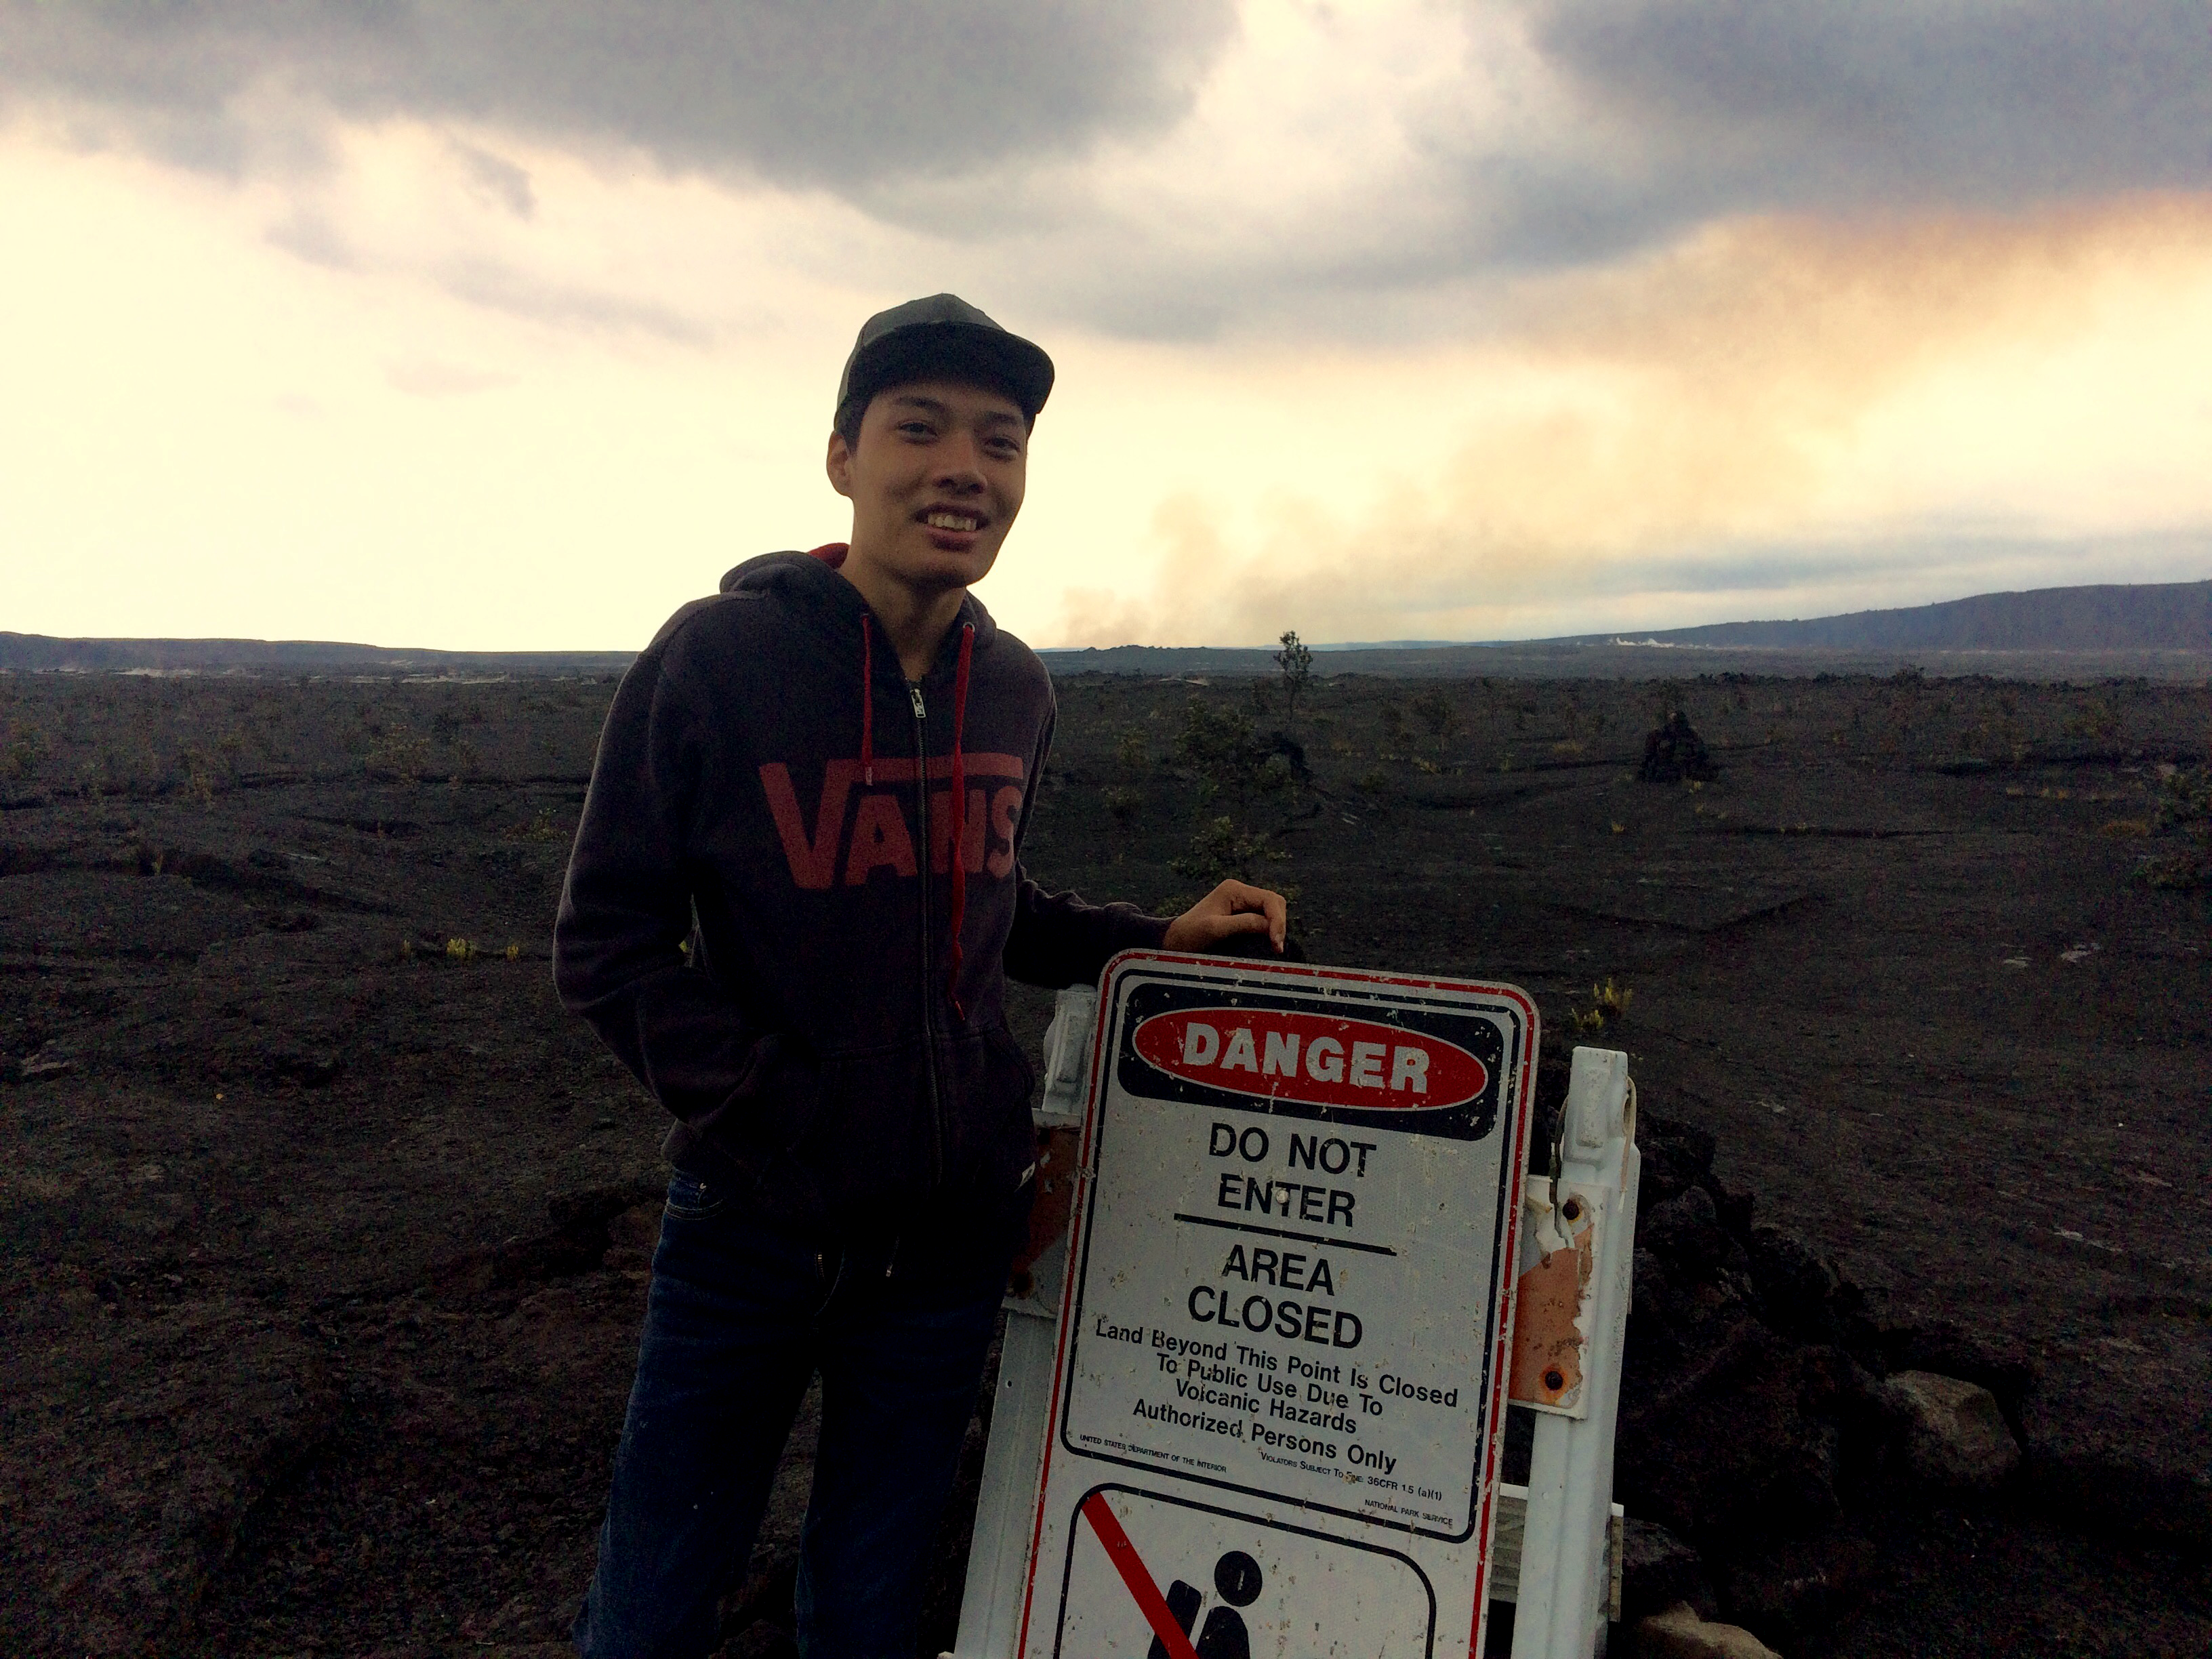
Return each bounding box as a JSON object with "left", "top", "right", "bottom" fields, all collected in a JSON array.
[{"left": 553, "top": 293, "right": 1287, "bottom": 1656}]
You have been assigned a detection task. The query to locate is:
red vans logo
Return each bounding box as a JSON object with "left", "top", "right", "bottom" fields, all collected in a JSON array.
[
  {"left": 1131, "top": 1007, "right": 1488, "bottom": 1111},
  {"left": 759, "top": 754, "right": 1026, "bottom": 890}
]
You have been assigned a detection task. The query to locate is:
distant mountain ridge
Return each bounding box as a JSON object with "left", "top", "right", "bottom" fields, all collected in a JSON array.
[
  {"left": 1039, "top": 577, "right": 2212, "bottom": 674},
  {"left": 1571, "top": 577, "right": 2212, "bottom": 652},
  {"left": 0, "top": 634, "right": 634, "bottom": 676},
  {"left": 3, "top": 577, "right": 2206, "bottom": 677}
]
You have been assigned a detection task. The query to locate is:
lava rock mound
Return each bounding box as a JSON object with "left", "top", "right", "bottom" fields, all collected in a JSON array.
[
  {"left": 1640, "top": 711, "right": 1721, "bottom": 783},
  {"left": 1611, "top": 1111, "right": 2035, "bottom": 1652}
]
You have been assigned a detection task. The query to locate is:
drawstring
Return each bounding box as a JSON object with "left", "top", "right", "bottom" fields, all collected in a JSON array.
[
  {"left": 859, "top": 614, "right": 875, "bottom": 785},
  {"left": 824, "top": 537, "right": 869, "bottom": 783},
  {"left": 945, "top": 623, "right": 975, "bottom": 1022}
]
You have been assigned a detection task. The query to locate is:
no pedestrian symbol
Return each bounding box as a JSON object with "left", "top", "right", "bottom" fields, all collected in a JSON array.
[
  {"left": 1078, "top": 1490, "right": 1290, "bottom": 1659},
  {"left": 1017, "top": 953, "right": 1537, "bottom": 1658}
]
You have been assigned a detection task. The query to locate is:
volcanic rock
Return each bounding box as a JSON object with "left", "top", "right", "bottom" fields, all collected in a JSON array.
[
  {"left": 1890, "top": 1370, "right": 2022, "bottom": 1490},
  {"left": 1616, "top": 1319, "right": 1845, "bottom": 1544},
  {"left": 1744, "top": 1226, "right": 1851, "bottom": 1348},
  {"left": 1718, "top": 1525, "right": 1878, "bottom": 1649},
  {"left": 1617, "top": 1517, "right": 1715, "bottom": 1624},
  {"left": 719, "top": 1618, "right": 800, "bottom": 1658},
  {"left": 5, "top": 1297, "right": 340, "bottom": 1654},
  {"left": 1878, "top": 1319, "right": 2036, "bottom": 1423},
  {"left": 1635, "top": 1602, "right": 1780, "bottom": 1659},
  {"left": 602, "top": 1202, "right": 663, "bottom": 1273},
  {"left": 1639, "top": 710, "right": 1720, "bottom": 783},
  {"left": 1634, "top": 1113, "right": 1717, "bottom": 1208},
  {"left": 1640, "top": 1184, "right": 1741, "bottom": 1282}
]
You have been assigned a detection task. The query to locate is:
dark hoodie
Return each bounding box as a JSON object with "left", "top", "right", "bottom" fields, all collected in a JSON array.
[{"left": 553, "top": 550, "right": 1166, "bottom": 1232}]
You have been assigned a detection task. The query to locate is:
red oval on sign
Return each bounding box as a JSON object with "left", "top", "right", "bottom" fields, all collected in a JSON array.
[{"left": 1131, "top": 1007, "right": 1488, "bottom": 1112}]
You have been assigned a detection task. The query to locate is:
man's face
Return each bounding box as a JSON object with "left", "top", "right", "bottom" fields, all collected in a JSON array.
[{"left": 827, "top": 377, "right": 1027, "bottom": 594}]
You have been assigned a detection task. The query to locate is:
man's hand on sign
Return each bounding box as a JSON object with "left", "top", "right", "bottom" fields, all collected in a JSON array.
[{"left": 1162, "top": 880, "right": 1288, "bottom": 956}]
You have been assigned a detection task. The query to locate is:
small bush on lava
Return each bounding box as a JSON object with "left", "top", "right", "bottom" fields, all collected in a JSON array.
[
  {"left": 1171, "top": 816, "right": 1289, "bottom": 888},
  {"left": 504, "top": 808, "right": 564, "bottom": 843},
  {"left": 1565, "top": 977, "right": 1634, "bottom": 1035},
  {"left": 364, "top": 722, "right": 432, "bottom": 783},
  {"left": 1176, "top": 699, "right": 1296, "bottom": 804},
  {"left": 2137, "top": 764, "right": 2211, "bottom": 890},
  {"left": 1410, "top": 688, "right": 1458, "bottom": 738},
  {"left": 2, "top": 722, "right": 47, "bottom": 780}
]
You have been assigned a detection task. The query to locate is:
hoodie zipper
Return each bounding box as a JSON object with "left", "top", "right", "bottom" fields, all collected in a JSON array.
[{"left": 909, "top": 680, "right": 947, "bottom": 1186}]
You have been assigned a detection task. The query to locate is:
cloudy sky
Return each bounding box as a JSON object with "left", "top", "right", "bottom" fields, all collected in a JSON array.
[{"left": 5, "top": 1, "right": 2209, "bottom": 650}]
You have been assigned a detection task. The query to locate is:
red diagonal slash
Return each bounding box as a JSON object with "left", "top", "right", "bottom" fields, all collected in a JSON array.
[{"left": 1078, "top": 1492, "right": 1202, "bottom": 1659}]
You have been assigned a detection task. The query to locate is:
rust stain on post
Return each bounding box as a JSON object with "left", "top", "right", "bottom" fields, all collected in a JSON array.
[{"left": 1509, "top": 1206, "right": 1595, "bottom": 1408}]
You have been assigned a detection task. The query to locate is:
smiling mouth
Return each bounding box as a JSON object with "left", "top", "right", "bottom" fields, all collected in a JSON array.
[{"left": 923, "top": 511, "right": 982, "bottom": 533}]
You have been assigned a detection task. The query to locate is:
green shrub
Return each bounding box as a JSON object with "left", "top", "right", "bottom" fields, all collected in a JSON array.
[
  {"left": 1410, "top": 689, "right": 1458, "bottom": 738},
  {"left": 1171, "top": 816, "right": 1289, "bottom": 887},
  {"left": 2139, "top": 764, "right": 2211, "bottom": 889},
  {"left": 1, "top": 723, "right": 45, "bottom": 780},
  {"left": 1274, "top": 630, "right": 1313, "bottom": 716}
]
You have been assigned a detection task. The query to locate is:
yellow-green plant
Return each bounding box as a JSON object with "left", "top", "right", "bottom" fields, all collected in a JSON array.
[
  {"left": 1171, "top": 817, "right": 1288, "bottom": 888},
  {"left": 1565, "top": 978, "right": 1633, "bottom": 1035},
  {"left": 505, "top": 808, "right": 563, "bottom": 843}
]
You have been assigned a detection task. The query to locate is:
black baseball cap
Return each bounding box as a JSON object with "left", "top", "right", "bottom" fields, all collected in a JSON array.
[{"left": 834, "top": 293, "right": 1054, "bottom": 436}]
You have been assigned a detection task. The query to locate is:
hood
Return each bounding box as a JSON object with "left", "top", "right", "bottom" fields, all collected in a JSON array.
[{"left": 719, "top": 548, "right": 1000, "bottom": 654}]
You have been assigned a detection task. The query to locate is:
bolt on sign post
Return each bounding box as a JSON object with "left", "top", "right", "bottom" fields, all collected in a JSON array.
[{"left": 1015, "top": 951, "right": 1536, "bottom": 1659}]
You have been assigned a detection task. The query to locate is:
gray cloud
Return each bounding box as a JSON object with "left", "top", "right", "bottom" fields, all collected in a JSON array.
[
  {"left": 0, "top": 0, "right": 1237, "bottom": 187},
  {"left": 450, "top": 139, "right": 534, "bottom": 218},
  {"left": 1105, "top": 1, "right": 2212, "bottom": 334},
  {"left": 7, "top": 1, "right": 2207, "bottom": 344},
  {"left": 926, "top": 2, "right": 2212, "bottom": 342},
  {"left": 264, "top": 208, "right": 359, "bottom": 270},
  {"left": 430, "top": 260, "right": 714, "bottom": 343},
  {"left": 1496, "top": 0, "right": 2212, "bottom": 262}
]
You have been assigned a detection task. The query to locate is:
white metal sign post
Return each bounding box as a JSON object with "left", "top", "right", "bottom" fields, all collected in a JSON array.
[{"left": 1013, "top": 951, "right": 1537, "bottom": 1659}]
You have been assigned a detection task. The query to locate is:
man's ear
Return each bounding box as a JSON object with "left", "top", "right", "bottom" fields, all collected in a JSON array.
[{"left": 825, "top": 430, "right": 854, "bottom": 499}]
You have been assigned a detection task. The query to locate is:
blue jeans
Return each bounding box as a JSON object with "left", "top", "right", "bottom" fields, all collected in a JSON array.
[{"left": 573, "top": 1170, "right": 1021, "bottom": 1658}]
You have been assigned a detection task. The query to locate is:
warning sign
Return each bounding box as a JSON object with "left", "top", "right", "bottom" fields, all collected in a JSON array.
[{"left": 1018, "top": 954, "right": 1536, "bottom": 1658}]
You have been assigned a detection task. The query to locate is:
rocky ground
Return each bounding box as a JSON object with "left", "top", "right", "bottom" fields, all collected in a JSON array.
[{"left": 1, "top": 663, "right": 2207, "bottom": 1656}]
